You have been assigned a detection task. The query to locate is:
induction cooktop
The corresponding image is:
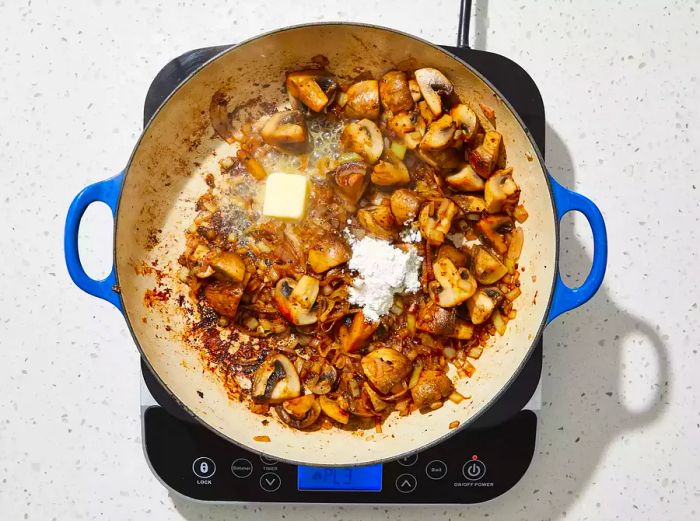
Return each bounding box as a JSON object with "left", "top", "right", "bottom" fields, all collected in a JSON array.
[{"left": 139, "top": 5, "right": 546, "bottom": 505}]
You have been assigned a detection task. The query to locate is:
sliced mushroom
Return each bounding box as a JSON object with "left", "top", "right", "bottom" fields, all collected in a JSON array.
[
  {"left": 342, "top": 310, "right": 379, "bottom": 352},
  {"left": 390, "top": 189, "right": 422, "bottom": 224},
  {"left": 319, "top": 395, "right": 350, "bottom": 424},
  {"left": 410, "top": 369, "right": 454, "bottom": 409},
  {"left": 505, "top": 227, "right": 524, "bottom": 271},
  {"left": 371, "top": 160, "right": 410, "bottom": 186},
  {"left": 414, "top": 68, "right": 453, "bottom": 116},
  {"left": 415, "top": 147, "right": 461, "bottom": 170},
  {"left": 452, "top": 194, "right": 486, "bottom": 214},
  {"left": 468, "top": 130, "right": 502, "bottom": 178},
  {"left": 416, "top": 300, "right": 456, "bottom": 336},
  {"left": 286, "top": 70, "right": 338, "bottom": 112},
  {"left": 361, "top": 347, "right": 412, "bottom": 394},
  {"left": 357, "top": 205, "right": 398, "bottom": 240},
  {"left": 387, "top": 111, "right": 418, "bottom": 136},
  {"left": 363, "top": 382, "right": 390, "bottom": 412},
  {"left": 408, "top": 79, "right": 421, "bottom": 102},
  {"left": 484, "top": 167, "right": 520, "bottom": 213},
  {"left": 344, "top": 80, "right": 381, "bottom": 120},
  {"left": 450, "top": 320, "right": 474, "bottom": 340},
  {"left": 476, "top": 215, "right": 513, "bottom": 254},
  {"left": 275, "top": 395, "right": 321, "bottom": 429},
  {"left": 450, "top": 104, "right": 479, "bottom": 141},
  {"left": 203, "top": 280, "right": 244, "bottom": 317},
  {"left": 332, "top": 161, "right": 369, "bottom": 204},
  {"left": 379, "top": 70, "right": 415, "bottom": 113},
  {"left": 445, "top": 164, "right": 484, "bottom": 192},
  {"left": 273, "top": 276, "right": 320, "bottom": 325},
  {"left": 436, "top": 244, "right": 467, "bottom": 268},
  {"left": 418, "top": 198, "right": 459, "bottom": 245},
  {"left": 261, "top": 110, "right": 308, "bottom": 152},
  {"left": 209, "top": 251, "right": 247, "bottom": 282},
  {"left": 302, "top": 357, "right": 338, "bottom": 394},
  {"left": 472, "top": 245, "right": 508, "bottom": 284},
  {"left": 433, "top": 257, "right": 477, "bottom": 307},
  {"left": 308, "top": 236, "right": 351, "bottom": 273},
  {"left": 420, "top": 115, "right": 456, "bottom": 151},
  {"left": 340, "top": 119, "right": 384, "bottom": 164},
  {"left": 467, "top": 287, "right": 503, "bottom": 325},
  {"left": 251, "top": 354, "right": 301, "bottom": 404}
]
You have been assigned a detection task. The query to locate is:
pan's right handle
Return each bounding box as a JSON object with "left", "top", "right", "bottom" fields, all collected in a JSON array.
[
  {"left": 64, "top": 173, "right": 124, "bottom": 312},
  {"left": 546, "top": 174, "right": 608, "bottom": 323},
  {"left": 457, "top": 0, "right": 473, "bottom": 48}
]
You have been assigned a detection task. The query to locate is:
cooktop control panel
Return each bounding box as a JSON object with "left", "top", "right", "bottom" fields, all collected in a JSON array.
[{"left": 144, "top": 407, "right": 536, "bottom": 503}]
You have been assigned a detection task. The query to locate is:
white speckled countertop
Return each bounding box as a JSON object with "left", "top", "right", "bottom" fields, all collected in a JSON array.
[{"left": 1, "top": 0, "right": 699, "bottom": 519}]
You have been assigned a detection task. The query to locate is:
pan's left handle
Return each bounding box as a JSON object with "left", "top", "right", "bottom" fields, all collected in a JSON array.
[
  {"left": 547, "top": 174, "right": 608, "bottom": 324},
  {"left": 64, "top": 172, "right": 124, "bottom": 312}
]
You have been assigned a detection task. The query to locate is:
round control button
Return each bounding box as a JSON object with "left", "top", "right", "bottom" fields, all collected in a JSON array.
[
  {"left": 425, "top": 459, "right": 448, "bottom": 480},
  {"left": 260, "top": 455, "right": 278, "bottom": 465},
  {"left": 395, "top": 473, "right": 417, "bottom": 493},
  {"left": 231, "top": 458, "right": 253, "bottom": 478},
  {"left": 259, "top": 472, "right": 282, "bottom": 492},
  {"left": 192, "top": 457, "right": 216, "bottom": 479},
  {"left": 462, "top": 459, "right": 486, "bottom": 481},
  {"left": 397, "top": 453, "right": 418, "bottom": 467}
]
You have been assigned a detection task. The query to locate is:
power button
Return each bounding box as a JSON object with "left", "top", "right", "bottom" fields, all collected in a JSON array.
[{"left": 462, "top": 458, "right": 486, "bottom": 481}]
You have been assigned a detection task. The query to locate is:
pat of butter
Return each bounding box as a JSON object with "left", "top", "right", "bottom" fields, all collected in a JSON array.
[{"left": 262, "top": 172, "right": 310, "bottom": 221}]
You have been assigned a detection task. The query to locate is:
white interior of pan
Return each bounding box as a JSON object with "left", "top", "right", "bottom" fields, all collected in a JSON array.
[{"left": 115, "top": 24, "right": 556, "bottom": 465}]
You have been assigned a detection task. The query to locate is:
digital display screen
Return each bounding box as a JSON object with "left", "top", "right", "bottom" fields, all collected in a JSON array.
[{"left": 297, "top": 464, "right": 382, "bottom": 491}]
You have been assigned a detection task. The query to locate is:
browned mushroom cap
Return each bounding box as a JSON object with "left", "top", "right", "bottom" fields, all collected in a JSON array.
[
  {"left": 302, "top": 357, "right": 338, "bottom": 395},
  {"left": 476, "top": 215, "right": 513, "bottom": 254},
  {"left": 344, "top": 80, "right": 381, "bottom": 120},
  {"left": 286, "top": 70, "right": 338, "bottom": 112},
  {"left": 416, "top": 300, "right": 457, "bottom": 335},
  {"left": 436, "top": 243, "right": 467, "bottom": 268},
  {"left": 370, "top": 160, "right": 410, "bottom": 186},
  {"left": 251, "top": 354, "right": 302, "bottom": 404},
  {"left": 445, "top": 164, "right": 484, "bottom": 192},
  {"left": 357, "top": 205, "right": 398, "bottom": 240},
  {"left": 420, "top": 115, "right": 456, "bottom": 151},
  {"left": 203, "top": 280, "right": 243, "bottom": 317},
  {"left": 450, "top": 104, "right": 479, "bottom": 141},
  {"left": 472, "top": 245, "right": 508, "bottom": 284},
  {"left": 363, "top": 382, "right": 390, "bottom": 412},
  {"left": 319, "top": 395, "right": 350, "bottom": 424},
  {"left": 432, "top": 257, "right": 478, "bottom": 307},
  {"left": 361, "top": 347, "right": 412, "bottom": 394},
  {"left": 379, "top": 71, "right": 415, "bottom": 113},
  {"left": 332, "top": 161, "right": 369, "bottom": 204},
  {"left": 484, "top": 167, "right": 520, "bottom": 213},
  {"left": 415, "top": 147, "right": 462, "bottom": 170},
  {"left": 414, "top": 68, "right": 453, "bottom": 116},
  {"left": 390, "top": 189, "right": 422, "bottom": 224},
  {"left": 468, "top": 130, "right": 502, "bottom": 178},
  {"left": 272, "top": 276, "right": 320, "bottom": 325},
  {"left": 410, "top": 369, "right": 454, "bottom": 409},
  {"left": 387, "top": 112, "right": 418, "bottom": 136},
  {"left": 261, "top": 110, "right": 309, "bottom": 152},
  {"left": 308, "top": 236, "right": 351, "bottom": 273},
  {"left": 452, "top": 194, "right": 486, "bottom": 214},
  {"left": 209, "top": 251, "right": 247, "bottom": 282},
  {"left": 340, "top": 119, "right": 384, "bottom": 164},
  {"left": 466, "top": 287, "right": 503, "bottom": 324},
  {"left": 275, "top": 395, "right": 321, "bottom": 429}
]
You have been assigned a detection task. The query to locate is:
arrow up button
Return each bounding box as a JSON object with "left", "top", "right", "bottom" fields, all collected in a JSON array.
[{"left": 395, "top": 473, "right": 417, "bottom": 493}]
